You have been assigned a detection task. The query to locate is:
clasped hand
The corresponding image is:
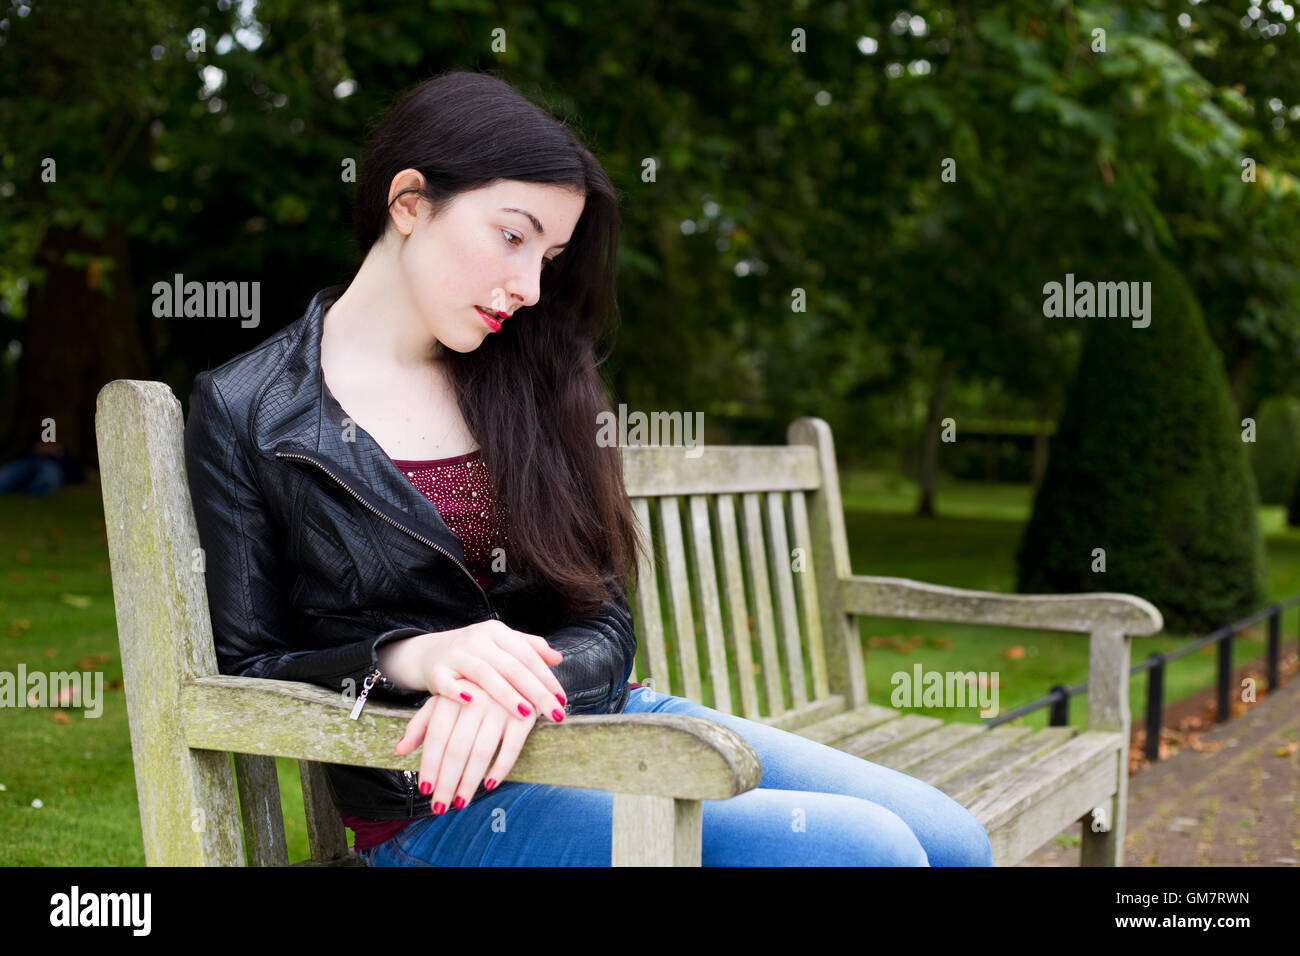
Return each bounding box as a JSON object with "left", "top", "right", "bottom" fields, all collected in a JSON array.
[{"left": 393, "top": 619, "right": 567, "bottom": 815}]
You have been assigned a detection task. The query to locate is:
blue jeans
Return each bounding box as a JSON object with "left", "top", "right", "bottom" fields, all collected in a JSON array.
[{"left": 357, "top": 686, "right": 994, "bottom": 867}]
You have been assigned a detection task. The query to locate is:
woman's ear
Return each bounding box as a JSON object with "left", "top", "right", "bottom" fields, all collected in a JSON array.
[{"left": 387, "top": 169, "right": 427, "bottom": 237}]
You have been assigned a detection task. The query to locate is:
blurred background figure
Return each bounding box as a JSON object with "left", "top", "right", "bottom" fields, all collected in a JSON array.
[{"left": 0, "top": 439, "right": 83, "bottom": 499}]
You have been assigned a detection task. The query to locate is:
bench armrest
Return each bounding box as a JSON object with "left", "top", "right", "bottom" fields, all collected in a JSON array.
[
  {"left": 841, "top": 573, "right": 1155, "bottom": 739},
  {"left": 180, "top": 675, "right": 762, "bottom": 800},
  {"left": 840, "top": 573, "right": 1162, "bottom": 636}
]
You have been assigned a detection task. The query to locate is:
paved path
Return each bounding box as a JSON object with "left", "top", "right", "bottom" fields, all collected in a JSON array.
[{"left": 1016, "top": 666, "right": 1300, "bottom": 866}]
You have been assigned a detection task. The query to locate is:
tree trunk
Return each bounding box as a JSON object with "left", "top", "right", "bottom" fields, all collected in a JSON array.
[
  {"left": 1032, "top": 399, "right": 1050, "bottom": 490},
  {"left": 1227, "top": 353, "right": 1253, "bottom": 414},
  {"left": 2, "top": 222, "right": 145, "bottom": 472},
  {"left": 916, "top": 358, "right": 956, "bottom": 517}
]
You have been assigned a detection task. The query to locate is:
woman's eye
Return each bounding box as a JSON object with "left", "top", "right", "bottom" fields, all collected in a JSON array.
[{"left": 504, "top": 228, "right": 557, "bottom": 268}]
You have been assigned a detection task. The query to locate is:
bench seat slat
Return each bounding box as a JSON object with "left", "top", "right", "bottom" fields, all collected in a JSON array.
[
  {"left": 939, "top": 726, "right": 1078, "bottom": 805},
  {"left": 907, "top": 725, "right": 1035, "bottom": 786},
  {"left": 835, "top": 713, "right": 947, "bottom": 760},
  {"left": 780, "top": 701, "right": 901, "bottom": 743},
  {"left": 867, "top": 722, "right": 985, "bottom": 773},
  {"left": 964, "top": 731, "right": 1124, "bottom": 864},
  {"left": 746, "top": 694, "right": 845, "bottom": 732}
]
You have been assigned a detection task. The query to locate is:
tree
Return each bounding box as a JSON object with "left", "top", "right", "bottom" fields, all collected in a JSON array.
[{"left": 1015, "top": 254, "right": 1266, "bottom": 635}]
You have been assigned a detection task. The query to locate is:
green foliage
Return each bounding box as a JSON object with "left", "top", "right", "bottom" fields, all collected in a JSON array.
[
  {"left": 1, "top": 0, "right": 1298, "bottom": 554},
  {"left": 1249, "top": 395, "right": 1300, "bottom": 505},
  {"left": 1015, "top": 255, "right": 1267, "bottom": 634}
]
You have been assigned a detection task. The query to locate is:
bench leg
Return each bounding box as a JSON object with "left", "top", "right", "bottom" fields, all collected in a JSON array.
[
  {"left": 300, "top": 760, "right": 352, "bottom": 863},
  {"left": 233, "top": 753, "right": 288, "bottom": 866},
  {"left": 611, "top": 794, "right": 703, "bottom": 866},
  {"left": 1080, "top": 747, "right": 1126, "bottom": 866}
]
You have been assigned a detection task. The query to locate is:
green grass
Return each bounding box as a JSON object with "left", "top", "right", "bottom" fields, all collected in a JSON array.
[
  {"left": 0, "top": 482, "right": 313, "bottom": 865},
  {"left": 2, "top": 470, "right": 1298, "bottom": 864}
]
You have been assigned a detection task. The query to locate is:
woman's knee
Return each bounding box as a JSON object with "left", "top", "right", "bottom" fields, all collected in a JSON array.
[
  {"left": 922, "top": 799, "right": 993, "bottom": 867},
  {"left": 950, "top": 806, "right": 994, "bottom": 867},
  {"left": 715, "top": 792, "right": 929, "bottom": 866},
  {"left": 840, "top": 802, "right": 930, "bottom": 866}
]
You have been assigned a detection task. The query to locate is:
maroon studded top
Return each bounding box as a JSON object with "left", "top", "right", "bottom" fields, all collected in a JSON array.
[{"left": 338, "top": 448, "right": 644, "bottom": 854}]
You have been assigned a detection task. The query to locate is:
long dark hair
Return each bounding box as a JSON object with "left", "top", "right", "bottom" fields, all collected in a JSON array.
[{"left": 353, "top": 70, "right": 642, "bottom": 617}]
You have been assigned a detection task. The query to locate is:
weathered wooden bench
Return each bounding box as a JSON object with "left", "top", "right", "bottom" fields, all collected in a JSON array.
[{"left": 97, "top": 379, "right": 1161, "bottom": 866}]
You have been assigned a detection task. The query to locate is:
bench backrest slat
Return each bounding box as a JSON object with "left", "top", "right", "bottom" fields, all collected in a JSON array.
[
  {"left": 687, "top": 494, "right": 732, "bottom": 713},
  {"left": 740, "top": 491, "right": 785, "bottom": 716},
  {"left": 713, "top": 494, "right": 761, "bottom": 719},
  {"left": 623, "top": 425, "right": 855, "bottom": 721}
]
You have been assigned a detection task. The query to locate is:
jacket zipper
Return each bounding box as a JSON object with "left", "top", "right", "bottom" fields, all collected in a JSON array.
[
  {"left": 275, "top": 450, "right": 497, "bottom": 612},
  {"left": 347, "top": 667, "right": 417, "bottom": 808},
  {"left": 276, "top": 450, "right": 502, "bottom": 731},
  {"left": 348, "top": 667, "right": 381, "bottom": 720}
]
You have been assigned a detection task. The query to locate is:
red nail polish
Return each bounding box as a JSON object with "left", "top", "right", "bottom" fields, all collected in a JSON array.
[
  {"left": 556, "top": 692, "right": 566, "bottom": 705},
  {"left": 453, "top": 796, "right": 465, "bottom": 809},
  {"left": 552, "top": 708, "right": 564, "bottom": 722},
  {"left": 433, "top": 801, "right": 445, "bottom": 814},
  {"left": 460, "top": 691, "right": 473, "bottom": 701},
  {"left": 485, "top": 779, "right": 496, "bottom": 790},
  {"left": 419, "top": 781, "right": 432, "bottom": 795},
  {"left": 517, "top": 703, "right": 531, "bottom": 717}
]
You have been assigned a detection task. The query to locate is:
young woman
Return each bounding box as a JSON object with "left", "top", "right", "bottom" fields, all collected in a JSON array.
[{"left": 183, "top": 70, "right": 994, "bottom": 866}]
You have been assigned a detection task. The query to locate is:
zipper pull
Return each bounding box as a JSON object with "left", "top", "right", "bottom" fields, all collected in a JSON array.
[{"left": 349, "top": 668, "right": 381, "bottom": 720}]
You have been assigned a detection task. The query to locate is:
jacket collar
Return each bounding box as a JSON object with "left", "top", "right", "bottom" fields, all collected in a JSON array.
[{"left": 256, "top": 284, "right": 476, "bottom": 570}]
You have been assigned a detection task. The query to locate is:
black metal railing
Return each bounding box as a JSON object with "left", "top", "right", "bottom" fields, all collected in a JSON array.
[{"left": 984, "top": 596, "right": 1300, "bottom": 763}]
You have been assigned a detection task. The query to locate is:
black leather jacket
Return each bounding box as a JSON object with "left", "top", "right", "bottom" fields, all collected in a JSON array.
[{"left": 182, "top": 284, "right": 636, "bottom": 820}]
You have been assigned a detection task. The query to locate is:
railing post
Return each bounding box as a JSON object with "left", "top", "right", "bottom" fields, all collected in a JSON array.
[
  {"left": 1267, "top": 604, "right": 1281, "bottom": 694},
  {"left": 1216, "top": 630, "right": 1234, "bottom": 723},
  {"left": 1048, "top": 684, "right": 1069, "bottom": 726},
  {"left": 1144, "top": 652, "right": 1165, "bottom": 763}
]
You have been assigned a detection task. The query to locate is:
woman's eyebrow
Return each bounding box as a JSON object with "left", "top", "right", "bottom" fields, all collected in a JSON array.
[{"left": 500, "top": 208, "right": 570, "bottom": 249}]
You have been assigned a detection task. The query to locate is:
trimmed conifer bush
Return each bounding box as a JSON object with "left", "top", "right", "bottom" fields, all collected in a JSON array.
[
  {"left": 1251, "top": 395, "right": 1300, "bottom": 505},
  {"left": 1015, "top": 256, "right": 1266, "bottom": 635}
]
